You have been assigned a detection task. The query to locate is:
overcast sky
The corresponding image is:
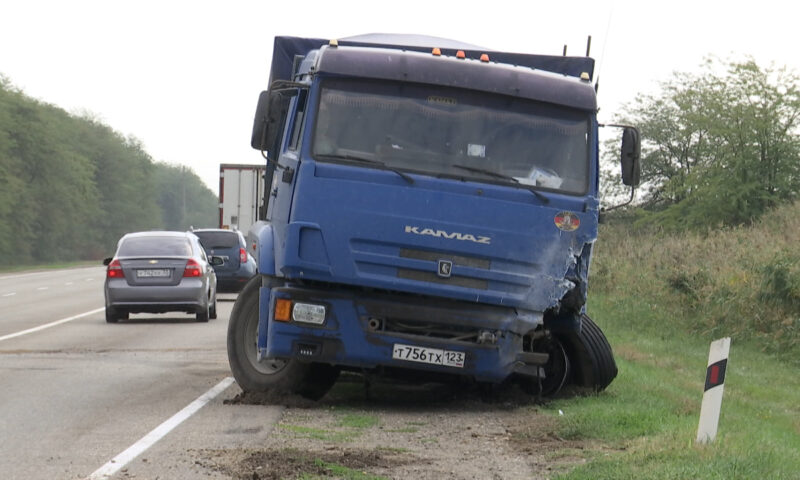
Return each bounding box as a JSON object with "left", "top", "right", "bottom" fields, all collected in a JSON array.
[{"left": 2, "top": 0, "right": 798, "bottom": 192}]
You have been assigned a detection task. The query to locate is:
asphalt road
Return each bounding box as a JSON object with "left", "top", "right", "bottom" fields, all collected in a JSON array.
[{"left": 0, "top": 267, "right": 279, "bottom": 480}]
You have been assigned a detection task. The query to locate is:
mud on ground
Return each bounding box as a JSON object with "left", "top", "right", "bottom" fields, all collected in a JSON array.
[{"left": 206, "top": 374, "right": 590, "bottom": 479}]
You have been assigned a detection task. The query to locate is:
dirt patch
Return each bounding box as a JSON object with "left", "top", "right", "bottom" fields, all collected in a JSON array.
[
  {"left": 209, "top": 374, "right": 590, "bottom": 479},
  {"left": 198, "top": 447, "right": 416, "bottom": 479}
]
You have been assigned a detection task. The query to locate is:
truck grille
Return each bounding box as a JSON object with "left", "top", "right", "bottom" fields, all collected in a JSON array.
[
  {"left": 396, "top": 268, "right": 488, "bottom": 289},
  {"left": 351, "top": 240, "right": 533, "bottom": 296},
  {"left": 396, "top": 248, "right": 489, "bottom": 289},
  {"left": 399, "top": 248, "right": 490, "bottom": 269},
  {"left": 370, "top": 315, "right": 485, "bottom": 343}
]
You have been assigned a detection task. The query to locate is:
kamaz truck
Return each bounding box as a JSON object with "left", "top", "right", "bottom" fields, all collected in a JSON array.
[{"left": 227, "top": 34, "right": 640, "bottom": 400}]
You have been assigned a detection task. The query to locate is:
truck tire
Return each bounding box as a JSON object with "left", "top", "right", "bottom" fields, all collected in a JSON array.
[
  {"left": 558, "top": 314, "right": 617, "bottom": 391},
  {"left": 227, "top": 275, "right": 339, "bottom": 400}
]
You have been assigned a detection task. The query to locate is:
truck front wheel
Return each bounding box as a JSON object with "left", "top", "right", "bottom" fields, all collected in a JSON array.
[
  {"left": 558, "top": 314, "right": 618, "bottom": 392},
  {"left": 226, "top": 275, "right": 339, "bottom": 400}
]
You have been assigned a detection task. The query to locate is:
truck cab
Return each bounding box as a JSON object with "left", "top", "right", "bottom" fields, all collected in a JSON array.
[{"left": 228, "top": 35, "right": 640, "bottom": 399}]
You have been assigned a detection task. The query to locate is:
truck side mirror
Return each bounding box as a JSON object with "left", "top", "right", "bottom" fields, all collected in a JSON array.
[
  {"left": 251, "top": 82, "right": 305, "bottom": 153},
  {"left": 620, "top": 127, "right": 641, "bottom": 187},
  {"left": 251, "top": 90, "right": 288, "bottom": 152}
]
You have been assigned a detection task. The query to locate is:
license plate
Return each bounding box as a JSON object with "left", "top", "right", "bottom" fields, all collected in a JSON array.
[
  {"left": 392, "top": 343, "right": 464, "bottom": 368},
  {"left": 136, "top": 269, "right": 171, "bottom": 278}
]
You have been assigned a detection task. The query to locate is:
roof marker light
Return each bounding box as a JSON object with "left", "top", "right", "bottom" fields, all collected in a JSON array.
[
  {"left": 456, "top": 50, "right": 466, "bottom": 59},
  {"left": 329, "top": 39, "right": 339, "bottom": 47},
  {"left": 580, "top": 72, "right": 590, "bottom": 81},
  {"left": 480, "top": 53, "right": 490, "bottom": 62},
  {"left": 432, "top": 47, "right": 442, "bottom": 56}
]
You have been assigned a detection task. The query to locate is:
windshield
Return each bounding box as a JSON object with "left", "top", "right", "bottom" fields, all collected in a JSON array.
[
  {"left": 312, "top": 78, "right": 590, "bottom": 194},
  {"left": 118, "top": 237, "right": 193, "bottom": 257},
  {"left": 194, "top": 231, "right": 240, "bottom": 249}
]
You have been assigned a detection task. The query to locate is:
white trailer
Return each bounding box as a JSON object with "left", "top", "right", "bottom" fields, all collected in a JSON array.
[{"left": 218, "top": 164, "right": 266, "bottom": 233}]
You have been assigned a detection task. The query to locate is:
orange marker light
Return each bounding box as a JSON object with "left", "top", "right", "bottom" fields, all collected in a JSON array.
[
  {"left": 480, "top": 53, "right": 490, "bottom": 62},
  {"left": 274, "top": 298, "right": 292, "bottom": 322},
  {"left": 456, "top": 50, "right": 466, "bottom": 59},
  {"left": 432, "top": 47, "right": 442, "bottom": 56}
]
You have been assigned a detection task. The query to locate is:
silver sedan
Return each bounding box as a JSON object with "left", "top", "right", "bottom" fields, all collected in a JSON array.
[{"left": 103, "top": 231, "right": 219, "bottom": 323}]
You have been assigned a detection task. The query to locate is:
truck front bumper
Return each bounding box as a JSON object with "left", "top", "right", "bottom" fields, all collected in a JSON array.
[{"left": 258, "top": 285, "right": 543, "bottom": 383}]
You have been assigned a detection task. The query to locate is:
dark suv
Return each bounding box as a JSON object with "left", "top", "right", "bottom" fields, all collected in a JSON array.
[{"left": 191, "top": 228, "right": 257, "bottom": 293}]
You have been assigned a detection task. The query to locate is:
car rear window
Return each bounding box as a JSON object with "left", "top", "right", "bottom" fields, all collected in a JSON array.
[
  {"left": 194, "top": 232, "right": 240, "bottom": 249},
  {"left": 118, "top": 237, "right": 193, "bottom": 257}
]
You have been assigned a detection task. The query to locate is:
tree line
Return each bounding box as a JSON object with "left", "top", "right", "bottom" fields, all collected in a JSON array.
[
  {"left": 604, "top": 57, "right": 800, "bottom": 230},
  {"left": 0, "top": 75, "right": 218, "bottom": 266}
]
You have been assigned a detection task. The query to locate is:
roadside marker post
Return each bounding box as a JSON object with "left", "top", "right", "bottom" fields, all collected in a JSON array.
[{"left": 696, "top": 337, "right": 731, "bottom": 445}]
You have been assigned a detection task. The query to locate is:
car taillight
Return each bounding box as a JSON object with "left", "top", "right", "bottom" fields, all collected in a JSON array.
[
  {"left": 239, "top": 247, "right": 247, "bottom": 264},
  {"left": 183, "top": 259, "right": 202, "bottom": 277},
  {"left": 106, "top": 259, "right": 124, "bottom": 278}
]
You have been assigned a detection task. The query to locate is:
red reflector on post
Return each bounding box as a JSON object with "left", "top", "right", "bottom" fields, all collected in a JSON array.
[{"left": 456, "top": 50, "right": 466, "bottom": 59}]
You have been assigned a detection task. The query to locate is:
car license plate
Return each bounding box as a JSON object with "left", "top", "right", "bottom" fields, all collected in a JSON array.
[
  {"left": 392, "top": 343, "right": 464, "bottom": 368},
  {"left": 136, "top": 269, "right": 171, "bottom": 278}
]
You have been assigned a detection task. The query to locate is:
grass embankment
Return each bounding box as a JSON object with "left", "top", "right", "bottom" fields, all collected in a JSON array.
[
  {"left": 537, "top": 202, "right": 800, "bottom": 479},
  {"left": 0, "top": 260, "right": 99, "bottom": 274}
]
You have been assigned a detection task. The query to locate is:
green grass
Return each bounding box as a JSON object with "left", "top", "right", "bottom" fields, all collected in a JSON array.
[
  {"left": 299, "top": 460, "right": 389, "bottom": 480},
  {"left": 538, "top": 292, "right": 800, "bottom": 479},
  {"left": 280, "top": 412, "right": 380, "bottom": 445},
  {"left": 336, "top": 413, "right": 380, "bottom": 429},
  {"left": 0, "top": 260, "right": 98, "bottom": 273},
  {"left": 280, "top": 424, "right": 357, "bottom": 443},
  {"left": 536, "top": 206, "right": 800, "bottom": 478}
]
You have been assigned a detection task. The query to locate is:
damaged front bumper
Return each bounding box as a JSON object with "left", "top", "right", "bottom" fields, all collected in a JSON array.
[{"left": 258, "top": 285, "right": 546, "bottom": 383}]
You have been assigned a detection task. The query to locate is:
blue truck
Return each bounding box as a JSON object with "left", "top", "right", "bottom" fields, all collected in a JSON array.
[{"left": 227, "top": 34, "right": 640, "bottom": 400}]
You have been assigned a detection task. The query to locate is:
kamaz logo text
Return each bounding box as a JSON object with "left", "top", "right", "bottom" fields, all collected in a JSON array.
[{"left": 404, "top": 226, "right": 491, "bottom": 245}]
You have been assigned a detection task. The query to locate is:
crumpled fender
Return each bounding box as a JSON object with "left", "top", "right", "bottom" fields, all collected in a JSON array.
[{"left": 249, "top": 221, "right": 276, "bottom": 276}]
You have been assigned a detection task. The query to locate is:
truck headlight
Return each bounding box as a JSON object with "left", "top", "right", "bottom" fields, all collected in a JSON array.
[{"left": 292, "top": 302, "right": 327, "bottom": 325}]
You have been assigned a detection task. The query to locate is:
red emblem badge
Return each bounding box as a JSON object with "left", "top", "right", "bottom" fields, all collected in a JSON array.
[{"left": 554, "top": 211, "right": 580, "bottom": 231}]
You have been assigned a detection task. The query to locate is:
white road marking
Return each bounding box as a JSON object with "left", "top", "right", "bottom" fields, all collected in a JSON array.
[
  {"left": 2, "top": 292, "right": 16, "bottom": 297},
  {"left": 86, "top": 377, "right": 236, "bottom": 480},
  {"left": 37, "top": 287, "right": 49, "bottom": 291},
  {"left": 0, "top": 271, "right": 54, "bottom": 281},
  {"left": 65, "top": 282, "right": 74, "bottom": 286},
  {"left": 0, "top": 307, "right": 105, "bottom": 343}
]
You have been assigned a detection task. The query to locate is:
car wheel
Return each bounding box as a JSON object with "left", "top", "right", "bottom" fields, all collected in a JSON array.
[
  {"left": 105, "top": 305, "right": 120, "bottom": 323},
  {"left": 209, "top": 293, "right": 218, "bottom": 320},
  {"left": 227, "top": 275, "right": 339, "bottom": 400},
  {"left": 196, "top": 302, "right": 210, "bottom": 323}
]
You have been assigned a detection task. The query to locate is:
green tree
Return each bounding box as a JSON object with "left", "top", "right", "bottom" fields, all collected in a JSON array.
[
  {"left": 153, "top": 162, "right": 218, "bottom": 230},
  {"left": 610, "top": 57, "right": 800, "bottom": 229},
  {"left": 0, "top": 75, "right": 219, "bottom": 266}
]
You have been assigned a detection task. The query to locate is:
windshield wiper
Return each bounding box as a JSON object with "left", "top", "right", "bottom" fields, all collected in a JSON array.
[
  {"left": 316, "top": 153, "right": 414, "bottom": 184},
  {"left": 451, "top": 164, "right": 549, "bottom": 204}
]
